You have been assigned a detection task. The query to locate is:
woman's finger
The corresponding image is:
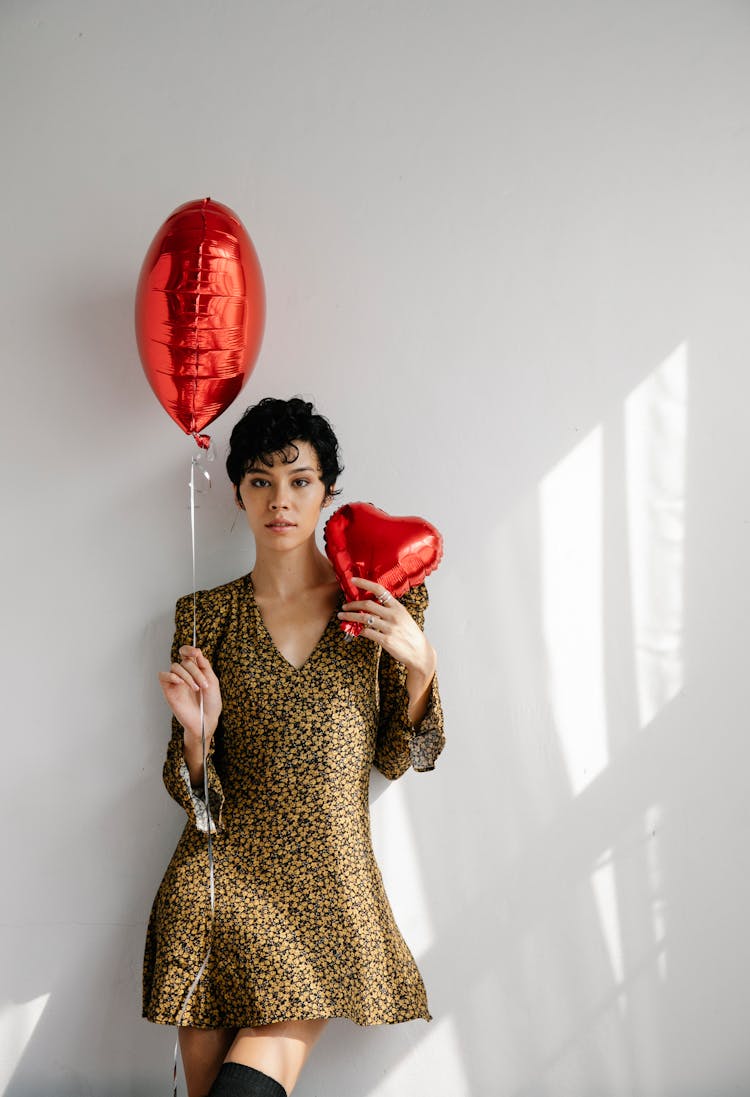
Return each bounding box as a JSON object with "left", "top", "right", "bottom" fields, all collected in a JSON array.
[
  {"left": 340, "top": 598, "right": 395, "bottom": 619},
  {"left": 178, "top": 645, "right": 210, "bottom": 666},
  {"left": 341, "top": 599, "right": 381, "bottom": 614},
  {"left": 179, "top": 646, "right": 217, "bottom": 682},
  {"left": 349, "top": 577, "right": 394, "bottom": 605},
  {"left": 337, "top": 611, "right": 389, "bottom": 632},
  {"left": 337, "top": 610, "right": 376, "bottom": 623},
  {"left": 167, "top": 664, "right": 200, "bottom": 691},
  {"left": 176, "top": 654, "right": 211, "bottom": 690},
  {"left": 159, "top": 669, "right": 198, "bottom": 691},
  {"left": 179, "top": 644, "right": 206, "bottom": 660},
  {"left": 172, "top": 658, "right": 205, "bottom": 684}
]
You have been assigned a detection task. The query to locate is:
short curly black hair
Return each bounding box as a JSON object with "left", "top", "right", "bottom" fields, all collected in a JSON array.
[{"left": 226, "top": 396, "right": 344, "bottom": 502}]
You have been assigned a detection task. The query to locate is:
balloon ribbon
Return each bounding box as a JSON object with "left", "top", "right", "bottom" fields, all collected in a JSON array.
[{"left": 171, "top": 453, "right": 215, "bottom": 1097}]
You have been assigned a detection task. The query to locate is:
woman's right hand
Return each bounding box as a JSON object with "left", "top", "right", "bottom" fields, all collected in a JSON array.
[{"left": 158, "top": 645, "right": 223, "bottom": 743}]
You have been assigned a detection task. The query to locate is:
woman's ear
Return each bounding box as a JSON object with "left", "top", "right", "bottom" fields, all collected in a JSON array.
[{"left": 235, "top": 487, "right": 245, "bottom": 510}]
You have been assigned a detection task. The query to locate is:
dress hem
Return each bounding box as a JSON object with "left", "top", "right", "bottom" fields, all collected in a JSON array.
[{"left": 142, "top": 1008, "right": 432, "bottom": 1029}]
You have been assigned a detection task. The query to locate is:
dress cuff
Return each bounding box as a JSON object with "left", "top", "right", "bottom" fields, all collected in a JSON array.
[
  {"left": 408, "top": 675, "right": 445, "bottom": 773},
  {"left": 178, "top": 759, "right": 222, "bottom": 834}
]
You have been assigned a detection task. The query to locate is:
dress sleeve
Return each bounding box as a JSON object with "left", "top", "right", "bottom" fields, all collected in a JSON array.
[
  {"left": 161, "top": 592, "right": 226, "bottom": 834},
  {"left": 373, "top": 582, "right": 445, "bottom": 780}
]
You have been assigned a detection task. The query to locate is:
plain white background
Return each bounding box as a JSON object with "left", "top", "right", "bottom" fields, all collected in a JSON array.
[{"left": 2, "top": 1, "right": 750, "bottom": 1094}]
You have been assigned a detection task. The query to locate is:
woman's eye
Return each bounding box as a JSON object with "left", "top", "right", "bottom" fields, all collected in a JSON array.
[{"left": 247, "top": 476, "right": 310, "bottom": 488}]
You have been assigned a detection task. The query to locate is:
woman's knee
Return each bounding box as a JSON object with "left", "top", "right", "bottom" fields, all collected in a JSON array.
[
  {"left": 245, "top": 1017, "right": 327, "bottom": 1043},
  {"left": 179, "top": 1026, "right": 237, "bottom": 1097},
  {"left": 225, "top": 1018, "right": 328, "bottom": 1094}
]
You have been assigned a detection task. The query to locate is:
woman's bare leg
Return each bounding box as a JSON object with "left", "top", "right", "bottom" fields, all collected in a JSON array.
[
  {"left": 179, "top": 1026, "right": 237, "bottom": 1097},
  {"left": 225, "top": 1018, "right": 328, "bottom": 1095}
]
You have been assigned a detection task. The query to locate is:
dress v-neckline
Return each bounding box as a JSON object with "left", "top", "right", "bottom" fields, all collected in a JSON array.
[{"left": 246, "top": 574, "right": 344, "bottom": 673}]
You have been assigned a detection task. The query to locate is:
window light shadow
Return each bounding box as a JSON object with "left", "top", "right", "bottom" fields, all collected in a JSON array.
[
  {"left": 625, "top": 342, "right": 687, "bottom": 729},
  {"left": 0, "top": 994, "right": 50, "bottom": 1094}
]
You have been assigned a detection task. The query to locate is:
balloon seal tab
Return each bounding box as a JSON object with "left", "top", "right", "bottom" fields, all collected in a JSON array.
[{"left": 194, "top": 433, "right": 212, "bottom": 450}]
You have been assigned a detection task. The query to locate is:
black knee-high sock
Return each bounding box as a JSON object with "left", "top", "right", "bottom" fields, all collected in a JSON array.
[{"left": 207, "top": 1061, "right": 287, "bottom": 1097}]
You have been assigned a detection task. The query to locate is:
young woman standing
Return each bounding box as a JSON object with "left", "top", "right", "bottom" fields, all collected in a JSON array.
[{"left": 143, "top": 397, "right": 445, "bottom": 1097}]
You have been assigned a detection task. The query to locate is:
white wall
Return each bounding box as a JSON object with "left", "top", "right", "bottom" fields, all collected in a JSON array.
[{"left": 2, "top": 1, "right": 750, "bottom": 1094}]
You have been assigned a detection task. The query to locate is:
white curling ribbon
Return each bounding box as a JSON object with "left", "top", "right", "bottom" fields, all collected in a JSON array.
[{"left": 171, "top": 455, "right": 217, "bottom": 1097}]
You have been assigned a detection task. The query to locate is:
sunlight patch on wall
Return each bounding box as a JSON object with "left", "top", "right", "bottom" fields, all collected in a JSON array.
[
  {"left": 539, "top": 427, "right": 608, "bottom": 796},
  {"left": 644, "top": 803, "right": 668, "bottom": 981},
  {"left": 0, "top": 993, "right": 50, "bottom": 1093},
  {"left": 625, "top": 343, "right": 687, "bottom": 729},
  {"left": 369, "top": 779, "right": 434, "bottom": 956},
  {"left": 377, "top": 1013, "right": 471, "bottom": 1097},
  {"left": 591, "top": 848, "right": 627, "bottom": 1016}
]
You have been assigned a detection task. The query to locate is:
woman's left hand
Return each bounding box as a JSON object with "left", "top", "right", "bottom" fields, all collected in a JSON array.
[{"left": 338, "top": 577, "right": 436, "bottom": 677}]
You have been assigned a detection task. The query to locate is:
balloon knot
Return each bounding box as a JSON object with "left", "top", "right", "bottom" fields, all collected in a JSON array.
[{"left": 194, "top": 433, "right": 212, "bottom": 450}]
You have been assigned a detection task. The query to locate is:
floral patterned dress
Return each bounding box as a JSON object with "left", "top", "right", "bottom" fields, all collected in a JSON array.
[{"left": 142, "top": 575, "right": 445, "bottom": 1029}]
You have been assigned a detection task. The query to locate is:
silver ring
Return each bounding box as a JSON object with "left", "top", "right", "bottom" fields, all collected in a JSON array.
[
  {"left": 366, "top": 615, "right": 374, "bottom": 627},
  {"left": 378, "top": 592, "right": 392, "bottom": 605}
]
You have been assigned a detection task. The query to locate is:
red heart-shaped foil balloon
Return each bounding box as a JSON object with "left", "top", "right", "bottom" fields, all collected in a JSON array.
[{"left": 323, "top": 502, "right": 444, "bottom": 636}]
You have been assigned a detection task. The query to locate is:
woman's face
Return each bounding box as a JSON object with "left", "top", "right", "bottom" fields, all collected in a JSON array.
[{"left": 237, "top": 439, "right": 332, "bottom": 548}]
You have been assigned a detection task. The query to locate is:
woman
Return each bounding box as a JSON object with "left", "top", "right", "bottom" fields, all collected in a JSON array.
[{"left": 143, "top": 397, "right": 445, "bottom": 1097}]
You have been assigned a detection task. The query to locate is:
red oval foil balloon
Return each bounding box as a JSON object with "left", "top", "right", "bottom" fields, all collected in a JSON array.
[
  {"left": 324, "top": 502, "right": 444, "bottom": 637},
  {"left": 135, "top": 197, "right": 265, "bottom": 443}
]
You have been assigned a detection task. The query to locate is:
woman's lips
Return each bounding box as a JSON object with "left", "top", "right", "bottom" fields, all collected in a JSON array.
[{"left": 266, "top": 522, "right": 295, "bottom": 531}]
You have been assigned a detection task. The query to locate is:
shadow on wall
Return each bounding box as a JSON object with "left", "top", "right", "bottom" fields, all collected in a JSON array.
[
  {"left": 279, "top": 339, "right": 695, "bottom": 1096},
  {"left": 2, "top": 340, "right": 733, "bottom": 1097},
  {"left": 372, "top": 342, "right": 691, "bottom": 1097},
  {"left": 285, "top": 340, "right": 694, "bottom": 1097}
]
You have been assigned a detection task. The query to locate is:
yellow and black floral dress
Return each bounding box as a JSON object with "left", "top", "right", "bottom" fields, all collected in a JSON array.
[{"left": 142, "top": 574, "right": 445, "bottom": 1029}]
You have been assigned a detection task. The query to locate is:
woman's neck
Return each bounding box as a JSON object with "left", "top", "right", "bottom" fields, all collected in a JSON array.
[{"left": 251, "top": 541, "right": 337, "bottom": 601}]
